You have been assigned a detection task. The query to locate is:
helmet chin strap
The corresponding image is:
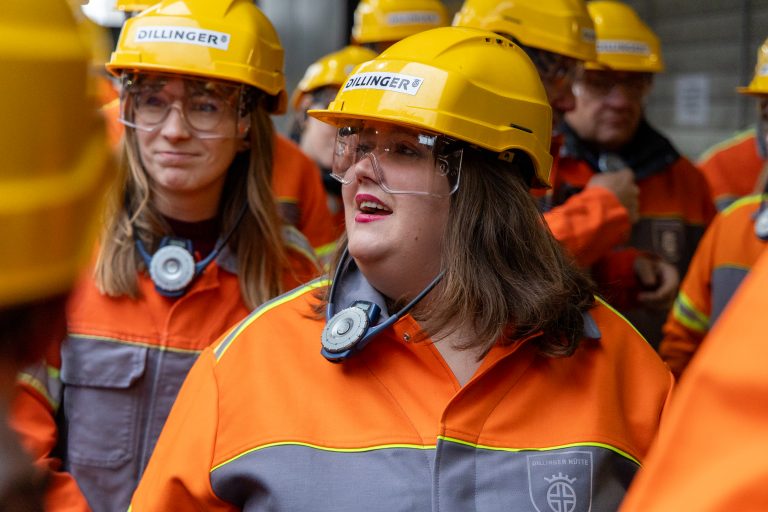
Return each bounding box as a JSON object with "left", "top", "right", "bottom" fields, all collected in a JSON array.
[
  {"left": 134, "top": 201, "right": 248, "bottom": 297},
  {"left": 321, "top": 248, "right": 444, "bottom": 362}
]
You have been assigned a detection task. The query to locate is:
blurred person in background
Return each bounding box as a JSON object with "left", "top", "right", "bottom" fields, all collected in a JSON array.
[
  {"left": 453, "top": 0, "right": 642, "bottom": 270},
  {"left": 1, "top": 0, "right": 112, "bottom": 508},
  {"left": 10, "top": 1, "right": 320, "bottom": 510},
  {"left": 660, "top": 38, "right": 768, "bottom": 377},
  {"left": 551, "top": 0, "right": 715, "bottom": 346},
  {"left": 291, "top": 45, "right": 378, "bottom": 236},
  {"left": 620, "top": 248, "right": 768, "bottom": 511},
  {"left": 659, "top": 192, "right": 767, "bottom": 378},
  {"left": 351, "top": 0, "right": 449, "bottom": 54},
  {"left": 697, "top": 38, "right": 768, "bottom": 212}
]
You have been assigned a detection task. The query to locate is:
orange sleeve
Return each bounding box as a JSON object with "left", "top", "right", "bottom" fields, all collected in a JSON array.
[
  {"left": 100, "top": 99, "right": 123, "bottom": 151},
  {"left": 543, "top": 186, "right": 631, "bottom": 267},
  {"left": 698, "top": 133, "right": 764, "bottom": 210},
  {"left": 130, "top": 348, "right": 232, "bottom": 511},
  {"left": 619, "top": 250, "right": 768, "bottom": 511},
  {"left": 272, "top": 135, "right": 338, "bottom": 258},
  {"left": 10, "top": 363, "right": 91, "bottom": 512},
  {"left": 658, "top": 215, "right": 719, "bottom": 378}
]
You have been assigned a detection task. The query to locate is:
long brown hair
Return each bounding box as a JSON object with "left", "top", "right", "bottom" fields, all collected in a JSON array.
[
  {"left": 94, "top": 93, "right": 289, "bottom": 309},
  {"left": 318, "top": 147, "right": 596, "bottom": 357}
]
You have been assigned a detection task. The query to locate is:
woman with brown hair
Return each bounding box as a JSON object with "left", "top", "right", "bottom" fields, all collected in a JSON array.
[
  {"left": 132, "top": 26, "right": 672, "bottom": 511},
  {"left": 11, "top": 1, "right": 319, "bottom": 511}
]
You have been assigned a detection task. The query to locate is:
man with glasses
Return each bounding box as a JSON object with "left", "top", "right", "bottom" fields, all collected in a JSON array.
[
  {"left": 453, "top": 0, "right": 641, "bottom": 269},
  {"left": 552, "top": 1, "right": 715, "bottom": 346}
]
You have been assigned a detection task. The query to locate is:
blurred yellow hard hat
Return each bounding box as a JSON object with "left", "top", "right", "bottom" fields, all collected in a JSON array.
[
  {"left": 115, "top": 0, "right": 160, "bottom": 12},
  {"left": 586, "top": 1, "right": 664, "bottom": 73},
  {"left": 107, "top": 0, "right": 287, "bottom": 113},
  {"left": 453, "top": 0, "right": 596, "bottom": 62},
  {"left": 352, "top": 0, "right": 449, "bottom": 45},
  {"left": 0, "top": 0, "right": 113, "bottom": 307},
  {"left": 311, "top": 27, "right": 553, "bottom": 187},
  {"left": 738, "top": 38, "right": 768, "bottom": 96},
  {"left": 292, "top": 46, "right": 378, "bottom": 110}
]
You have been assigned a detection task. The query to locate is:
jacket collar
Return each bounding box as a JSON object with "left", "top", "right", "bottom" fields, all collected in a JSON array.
[{"left": 560, "top": 117, "right": 680, "bottom": 180}]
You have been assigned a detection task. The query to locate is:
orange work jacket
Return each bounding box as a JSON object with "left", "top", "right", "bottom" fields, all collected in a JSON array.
[
  {"left": 130, "top": 277, "right": 672, "bottom": 511},
  {"left": 698, "top": 129, "right": 765, "bottom": 211},
  {"left": 11, "top": 233, "right": 319, "bottom": 512},
  {"left": 660, "top": 195, "right": 767, "bottom": 378},
  {"left": 620, "top": 249, "right": 768, "bottom": 512},
  {"left": 100, "top": 100, "right": 338, "bottom": 258},
  {"left": 535, "top": 136, "right": 633, "bottom": 268},
  {"left": 551, "top": 120, "right": 716, "bottom": 346}
]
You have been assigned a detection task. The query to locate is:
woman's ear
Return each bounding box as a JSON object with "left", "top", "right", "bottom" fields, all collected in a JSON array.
[{"left": 238, "top": 135, "right": 251, "bottom": 152}]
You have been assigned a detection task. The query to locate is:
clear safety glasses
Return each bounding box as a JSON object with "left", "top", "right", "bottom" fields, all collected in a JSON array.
[
  {"left": 573, "top": 70, "right": 653, "bottom": 98},
  {"left": 119, "top": 72, "right": 250, "bottom": 139},
  {"left": 331, "top": 121, "right": 463, "bottom": 197}
]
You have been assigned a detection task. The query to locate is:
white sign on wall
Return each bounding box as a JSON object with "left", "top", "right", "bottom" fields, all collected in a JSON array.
[{"left": 674, "top": 74, "right": 711, "bottom": 127}]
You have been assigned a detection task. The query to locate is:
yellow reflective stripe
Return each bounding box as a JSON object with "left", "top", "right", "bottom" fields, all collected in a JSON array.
[
  {"left": 211, "top": 441, "right": 434, "bottom": 473},
  {"left": 212, "top": 437, "right": 642, "bottom": 474},
  {"left": 314, "top": 241, "right": 337, "bottom": 259},
  {"left": 673, "top": 291, "right": 709, "bottom": 333},
  {"left": 17, "top": 371, "right": 57, "bottom": 410},
  {"left": 698, "top": 128, "right": 755, "bottom": 163},
  {"left": 439, "top": 436, "right": 641, "bottom": 467},
  {"left": 214, "top": 278, "right": 331, "bottom": 362},
  {"left": 594, "top": 296, "right": 648, "bottom": 343},
  {"left": 721, "top": 193, "right": 764, "bottom": 217}
]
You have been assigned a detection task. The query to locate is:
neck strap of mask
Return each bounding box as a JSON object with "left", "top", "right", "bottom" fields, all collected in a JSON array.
[
  {"left": 321, "top": 248, "right": 444, "bottom": 362},
  {"left": 133, "top": 200, "right": 249, "bottom": 297}
]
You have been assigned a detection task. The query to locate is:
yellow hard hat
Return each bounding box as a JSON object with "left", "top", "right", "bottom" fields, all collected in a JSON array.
[
  {"left": 107, "top": 0, "right": 287, "bottom": 113},
  {"left": 738, "top": 38, "right": 768, "bottom": 96},
  {"left": 0, "top": 0, "right": 112, "bottom": 307},
  {"left": 292, "top": 46, "right": 378, "bottom": 110},
  {"left": 352, "top": 0, "right": 449, "bottom": 45},
  {"left": 452, "top": 0, "right": 596, "bottom": 62},
  {"left": 586, "top": 1, "right": 664, "bottom": 73},
  {"left": 311, "top": 27, "right": 553, "bottom": 187},
  {"left": 115, "top": 0, "right": 160, "bottom": 12}
]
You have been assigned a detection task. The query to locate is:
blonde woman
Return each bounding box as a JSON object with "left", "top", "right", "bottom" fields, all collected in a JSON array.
[{"left": 11, "top": 1, "right": 319, "bottom": 511}]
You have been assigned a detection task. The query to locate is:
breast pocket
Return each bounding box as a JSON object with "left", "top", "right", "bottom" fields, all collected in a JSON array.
[{"left": 60, "top": 336, "right": 147, "bottom": 468}]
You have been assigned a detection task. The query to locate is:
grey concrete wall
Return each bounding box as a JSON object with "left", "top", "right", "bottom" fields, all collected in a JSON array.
[
  {"left": 259, "top": 0, "right": 348, "bottom": 133},
  {"left": 626, "top": 0, "right": 768, "bottom": 160}
]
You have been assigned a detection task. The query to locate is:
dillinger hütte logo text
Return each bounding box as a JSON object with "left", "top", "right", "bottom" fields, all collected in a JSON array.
[
  {"left": 596, "top": 39, "right": 650, "bottom": 56},
  {"left": 386, "top": 11, "right": 442, "bottom": 26},
  {"left": 134, "top": 26, "right": 231, "bottom": 51},
  {"left": 343, "top": 72, "right": 424, "bottom": 96}
]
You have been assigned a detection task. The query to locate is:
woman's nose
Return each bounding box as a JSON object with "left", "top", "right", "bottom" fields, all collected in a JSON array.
[
  {"left": 352, "top": 152, "right": 381, "bottom": 185},
  {"left": 159, "top": 104, "right": 192, "bottom": 139}
]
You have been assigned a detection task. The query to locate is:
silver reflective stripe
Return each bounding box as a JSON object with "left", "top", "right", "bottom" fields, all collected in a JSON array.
[{"left": 711, "top": 266, "right": 750, "bottom": 326}]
